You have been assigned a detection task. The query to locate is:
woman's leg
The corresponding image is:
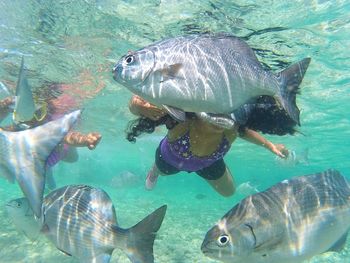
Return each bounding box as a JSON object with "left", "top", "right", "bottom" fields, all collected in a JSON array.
[
  {"left": 205, "top": 167, "right": 236, "bottom": 197},
  {"left": 145, "top": 163, "right": 163, "bottom": 190},
  {"left": 197, "top": 160, "right": 236, "bottom": 197},
  {"left": 145, "top": 146, "right": 179, "bottom": 190}
]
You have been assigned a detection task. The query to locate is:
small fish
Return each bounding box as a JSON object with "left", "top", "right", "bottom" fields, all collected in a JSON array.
[
  {"left": 5, "top": 197, "right": 41, "bottom": 240},
  {"left": 201, "top": 169, "right": 350, "bottom": 263},
  {"left": 0, "top": 110, "right": 81, "bottom": 217},
  {"left": 8, "top": 185, "right": 167, "bottom": 263},
  {"left": 113, "top": 34, "right": 310, "bottom": 125},
  {"left": 13, "top": 57, "right": 36, "bottom": 123}
]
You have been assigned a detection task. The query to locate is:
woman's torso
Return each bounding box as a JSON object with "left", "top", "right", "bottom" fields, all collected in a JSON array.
[{"left": 167, "top": 117, "right": 237, "bottom": 157}]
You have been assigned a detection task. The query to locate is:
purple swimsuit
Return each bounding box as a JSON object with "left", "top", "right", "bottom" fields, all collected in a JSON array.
[
  {"left": 46, "top": 144, "right": 70, "bottom": 167},
  {"left": 160, "top": 131, "right": 231, "bottom": 172}
]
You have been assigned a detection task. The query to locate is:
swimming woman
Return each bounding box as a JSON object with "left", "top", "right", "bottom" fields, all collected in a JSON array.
[
  {"left": 0, "top": 83, "right": 101, "bottom": 189},
  {"left": 126, "top": 95, "right": 293, "bottom": 197}
]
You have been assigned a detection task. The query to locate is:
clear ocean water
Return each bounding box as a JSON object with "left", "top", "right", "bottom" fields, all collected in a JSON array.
[{"left": 0, "top": 0, "right": 349, "bottom": 262}]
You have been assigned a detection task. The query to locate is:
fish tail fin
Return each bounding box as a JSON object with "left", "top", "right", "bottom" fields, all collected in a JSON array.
[
  {"left": 276, "top": 57, "right": 311, "bottom": 125},
  {"left": 115, "top": 205, "right": 167, "bottom": 263},
  {"left": 1, "top": 110, "right": 80, "bottom": 217}
]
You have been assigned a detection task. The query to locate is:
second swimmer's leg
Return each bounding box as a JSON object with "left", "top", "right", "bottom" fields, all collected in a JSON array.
[{"left": 197, "top": 159, "right": 236, "bottom": 197}]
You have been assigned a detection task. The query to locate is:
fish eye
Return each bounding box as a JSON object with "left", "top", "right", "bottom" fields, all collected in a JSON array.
[
  {"left": 124, "top": 55, "right": 135, "bottom": 65},
  {"left": 217, "top": 234, "right": 230, "bottom": 246},
  {"left": 16, "top": 201, "right": 22, "bottom": 208}
]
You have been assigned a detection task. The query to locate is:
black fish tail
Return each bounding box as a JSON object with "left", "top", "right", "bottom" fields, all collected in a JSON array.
[
  {"left": 276, "top": 57, "right": 311, "bottom": 125},
  {"left": 122, "top": 205, "right": 167, "bottom": 263}
]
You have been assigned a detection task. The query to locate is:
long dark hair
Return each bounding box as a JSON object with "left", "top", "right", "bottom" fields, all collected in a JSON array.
[
  {"left": 125, "top": 115, "right": 178, "bottom": 143},
  {"left": 125, "top": 96, "right": 298, "bottom": 142},
  {"left": 238, "top": 95, "right": 298, "bottom": 136}
]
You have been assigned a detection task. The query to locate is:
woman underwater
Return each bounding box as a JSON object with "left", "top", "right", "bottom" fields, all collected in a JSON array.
[
  {"left": 126, "top": 95, "right": 296, "bottom": 197},
  {"left": 0, "top": 82, "right": 101, "bottom": 189}
]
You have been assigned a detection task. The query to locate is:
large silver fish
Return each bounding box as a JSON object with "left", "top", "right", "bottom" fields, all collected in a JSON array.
[
  {"left": 201, "top": 169, "right": 350, "bottom": 263},
  {"left": 113, "top": 34, "right": 310, "bottom": 125},
  {"left": 0, "top": 110, "right": 81, "bottom": 217},
  {"left": 6, "top": 185, "right": 167, "bottom": 263}
]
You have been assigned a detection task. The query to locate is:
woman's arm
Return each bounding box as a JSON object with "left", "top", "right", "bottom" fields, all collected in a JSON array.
[
  {"left": 239, "top": 127, "right": 288, "bottom": 158},
  {"left": 63, "top": 131, "right": 102, "bottom": 150},
  {"left": 129, "top": 95, "right": 167, "bottom": 120}
]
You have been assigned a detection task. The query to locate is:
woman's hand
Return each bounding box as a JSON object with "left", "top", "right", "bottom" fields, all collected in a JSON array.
[
  {"left": 129, "top": 95, "right": 167, "bottom": 121},
  {"left": 269, "top": 143, "right": 289, "bottom": 158},
  {"left": 64, "top": 131, "right": 102, "bottom": 150}
]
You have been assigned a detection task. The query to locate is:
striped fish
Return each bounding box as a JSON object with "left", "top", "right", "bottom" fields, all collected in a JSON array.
[
  {"left": 113, "top": 34, "right": 310, "bottom": 125},
  {"left": 7, "top": 185, "right": 167, "bottom": 263},
  {"left": 0, "top": 110, "right": 80, "bottom": 217},
  {"left": 201, "top": 169, "right": 350, "bottom": 263}
]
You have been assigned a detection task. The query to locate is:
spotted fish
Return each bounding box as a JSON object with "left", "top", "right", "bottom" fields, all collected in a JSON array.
[
  {"left": 7, "top": 185, "right": 167, "bottom": 263},
  {"left": 201, "top": 169, "right": 350, "bottom": 263},
  {"left": 113, "top": 34, "right": 310, "bottom": 125},
  {"left": 0, "top": 110, "right": 81, "bottom": 217}
]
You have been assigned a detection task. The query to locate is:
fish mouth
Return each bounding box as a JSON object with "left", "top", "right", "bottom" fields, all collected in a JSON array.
[
  {"left": 201, "top": 242, "right": 210, "bottom": 254},
  {"left": 5, "top": 203, "right": 16, "bottom": 209},
  {"left": 112, "top": 63, "right": 122, "bottom": 82}
]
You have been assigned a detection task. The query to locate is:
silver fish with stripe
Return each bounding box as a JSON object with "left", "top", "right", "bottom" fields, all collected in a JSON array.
[
  {"left": 113, "top": 34, "right": 310, "bottom": 125},
  {"left": 0, "top": 110, "right": 80, "bottom": 217},
  {"left": 7, "top": 185, "right": 167, "bottom": 263},
  {"left": 201, "top": 169, "right": 350, "bottom": 263}
]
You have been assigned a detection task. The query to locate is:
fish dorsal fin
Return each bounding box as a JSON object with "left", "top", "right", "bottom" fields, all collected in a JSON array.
[
  {"left": 13, "top": 57, "right": 36, "bottom": 123},
  {"left": 196, "top": 112, "right": 236, "bottom": 129},
  {"left": 326, "top": 232, "right": 348, "bottom": 252},
  {"left": 0, "top": 110, "right": 81, "bottom": 218},
  {"left": 158, "top": 63, "right": 183, "bottom": 82},
  {"left": 162, "top": 105, "right": 186, "bottom": 122}
]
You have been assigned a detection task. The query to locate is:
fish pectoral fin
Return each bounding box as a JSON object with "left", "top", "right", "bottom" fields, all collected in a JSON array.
[
  {"left": 40, "top": 224, "right": 50, "bottom": 234},
  {"left": 57, "top": 248, "right": 72, "bottom": 257},
  {"left": 326, "top": 232, "right": 348, "bottom": 252},
  {"left": 162, "top": 105, "right": 186, "bottom": 122},
  {"left": 158, "top": 63, "right": 183, "bottom": 82}
]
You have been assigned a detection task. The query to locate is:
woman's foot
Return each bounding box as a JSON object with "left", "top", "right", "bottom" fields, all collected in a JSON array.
[
  {"left": 64, "top": 131, "right": 102, "bottom": 149},
  {"left": 145, "top": 164, "right": 161, "bottom": 190}
]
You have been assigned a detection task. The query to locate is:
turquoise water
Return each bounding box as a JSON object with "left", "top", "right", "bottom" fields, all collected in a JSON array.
[{"left": 0, "top": 0, "right": 350, "bottom": 262}]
